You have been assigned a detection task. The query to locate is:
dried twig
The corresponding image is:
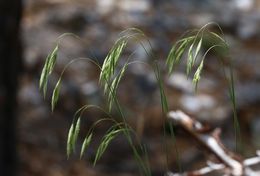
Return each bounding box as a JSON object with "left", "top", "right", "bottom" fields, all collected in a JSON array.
[{"left": 166, "top": 110, "right": 260, "bottom": 176}]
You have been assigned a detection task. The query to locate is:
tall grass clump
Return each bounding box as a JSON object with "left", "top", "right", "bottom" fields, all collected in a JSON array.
[{"left": 39, "top": 23, "right": 240, "bottom": 175}]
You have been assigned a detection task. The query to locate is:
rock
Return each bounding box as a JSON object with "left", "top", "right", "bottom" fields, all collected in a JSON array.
[
  {"left": 117, "top": 0, "right": 150, "bottom": 13},
  {"left": 179, "top": 94, "right": 230, "bottom": 123},
  {"left": 96, "top": 0, "right": 116, "bottom": 15},
  {"left": 47, "top": 5, "right": 89, "bottom": 32},
  {"left": 180, "top": 94, "right": 216, "bottom": 113},
  {"left": 80, "top": 81, "right": 102, "bottom": 105},
  {"left": 81, "top": 81, "right": 99, "bottom": 96},
  {"left": 237, "top": 12, "right": 260, "bottom": 39},
  {"left": 151, "top": 12, "right": 190, "bottom": 33},
  {"left": 233, "top": 0, "right": 254, "bottom": 12},
  {"left": 96, "top": 0, "right": 150, "bottom": 15},
  {"left": 166, "top": 72, "right": 193, "bottom": 94}
]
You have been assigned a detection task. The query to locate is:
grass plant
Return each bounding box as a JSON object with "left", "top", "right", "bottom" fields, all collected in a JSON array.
[{"left": 39, "top": 23, "right": 240, "bottom": 175}]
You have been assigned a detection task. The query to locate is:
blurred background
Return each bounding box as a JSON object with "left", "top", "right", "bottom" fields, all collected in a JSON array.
[{"left": 1, "top": 0, "right": 260, "bottom": 175}]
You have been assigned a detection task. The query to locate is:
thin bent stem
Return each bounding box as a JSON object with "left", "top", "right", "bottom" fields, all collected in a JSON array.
[{"left": 219, "top": 57, "right": 241, "bottom": 152}]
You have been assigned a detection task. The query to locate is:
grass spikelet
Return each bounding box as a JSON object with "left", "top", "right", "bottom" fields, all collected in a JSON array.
[
  {"left": 193, "top": 38, "right": 202, "bottom": 63},
  {"left": 210, "top": 31, "right": 227, "bottom": 44},
  {"left": 39, "top": 45, "right": 59, "bottom": 98},
  {"left": 51, "top": 77, "right": 61, "bottom": 111},
  {"left": 72, "top": 117, "right": 81, "bottom": 152},
  {"left": 98, "top": 28, "right": 150, "bottom": 112},
  {"left": 93, "top": 127, "right": 125, "bottom": 166},
  {"left": 80, "top": 133, "right": 92, "bottom": 159},
  {"left": 67, "top": 122, "right": 75, "bottom": 159},
  {"left": 99, "top": 38, "right": 127, "bottom": 87},
  {"left": 187, "top": 42, "right": 195, "bottom": 75},
  {"left": 193, "top": 59, "right": 204, "bottom": 91},
  {"left": 107, "top": 63, "right": 127, "bottom": 111},
  {"left": 66, "top": 117, "right": 81, "bottom": 158},
  {"left": 47, "top": 45, "right": 59, "bottom": 74},
  {"left": 166, "top": 36, "right": 194, "bottom": 74},
  {"left": 187, "top": 38, "right": 203, "bottom": 76},
  {"left": 39, "top": 59, "right": 49, "bottom": 97}
]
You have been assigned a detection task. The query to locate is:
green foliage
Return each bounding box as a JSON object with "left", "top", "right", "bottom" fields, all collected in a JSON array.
[
  {"left": 154, "top": 62, "right": 168, "bottom": 114},
  {"left": 80, "top": 133, "right": 92, "bottom": 159},
  {"left": 107, "top": 63, "right": 128, "bottom": 111},
  {"left": 94, "top": 126, "right": 125, "bottom": 165},
  {"left": 166, "top": 36, "right": 194, "bottom": 74},
  {"left": 73, "top": 118, "right": 81, "bottom": 151},
  {"left": 99, "top": 28, "right": 148, "bottom": 111},
  {"left": 193, "top": 59, "right": 204, "bottom": 90},
  {"left": 99, "top": 38, "right": 127, "bottom": 91},
  {"left": 39, "top": 23, "right": 239, "bottom": 175},
  {"left": 67, "top": 121, "right": 75, "bottom": 158},
  {"left": 39, "top": 45, "right": 58, "bottom": 98},
  {"left": 166, "top": 24, "right": 229, "bottom": 89},
  {"left": 187, "top": 38, "right": 202, "bottom": 76},
  {"left": 66, "top": 117, "right": 81, "bottom": 158},
  {"left": 51, "top": 77, "right": 61, "bottom": 111}
]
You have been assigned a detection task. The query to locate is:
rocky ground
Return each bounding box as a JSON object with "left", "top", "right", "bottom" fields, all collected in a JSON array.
[{"left": 18, "top": 0, "right": 260, "bottom": 175}]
